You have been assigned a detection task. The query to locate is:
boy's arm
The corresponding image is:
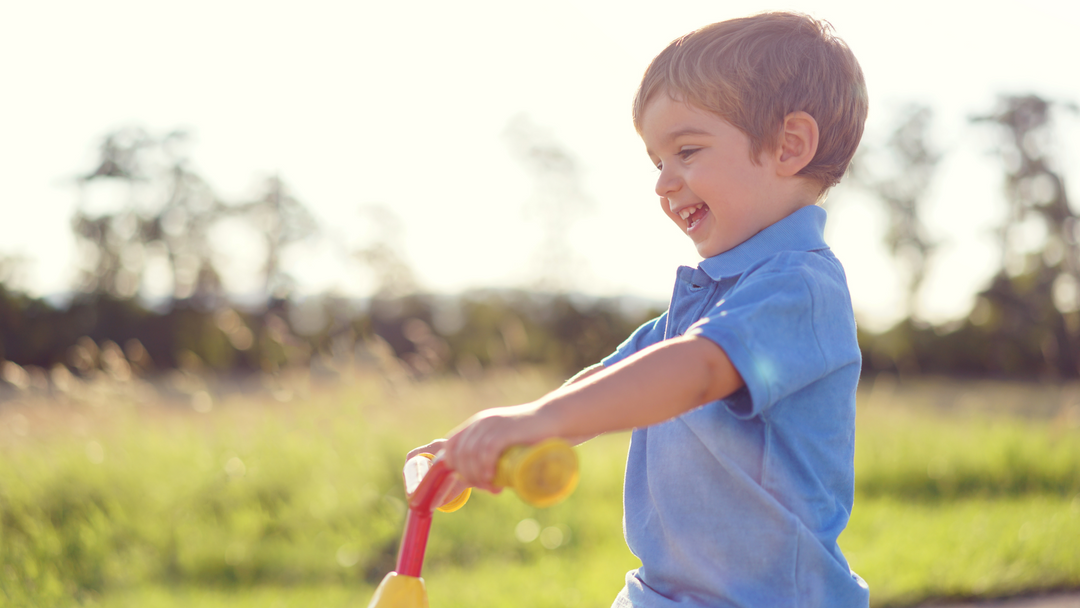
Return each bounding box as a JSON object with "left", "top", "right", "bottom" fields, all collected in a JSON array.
[
  {"left": 563, "top": 362, "right": 605, "bottom": 386},
  {"left": 561, "top": 362, "right": 606, "bottom": 446},
  {"left": 403, "top": 361, "right": 608, "bottom": 502},
  {"left": 443, "top": 334, "right": 743, "bottom": 489},
  {"left": 405, "top": 362, "right": 606, "bottom": 462}
]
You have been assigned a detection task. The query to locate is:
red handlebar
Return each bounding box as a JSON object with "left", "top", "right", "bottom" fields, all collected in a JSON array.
[{"left": 396, "top": 458, "right": 454, "bottom": 576}]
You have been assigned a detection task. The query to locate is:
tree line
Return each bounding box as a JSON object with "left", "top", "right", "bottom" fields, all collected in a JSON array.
[
  {"left": 1, "top": 93, "right": 1078, "bottom": 392},
  {"left": 0, "top": 122, "right": 656, "bottom": 392},
  {"left": 856, "top": 94, "right": 1080, "bottom": 379}
]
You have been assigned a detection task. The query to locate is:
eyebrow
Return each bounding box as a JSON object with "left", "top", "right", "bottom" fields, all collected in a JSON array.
[{"left": 665, "top": 127, "right": 712, "bottom": 141}]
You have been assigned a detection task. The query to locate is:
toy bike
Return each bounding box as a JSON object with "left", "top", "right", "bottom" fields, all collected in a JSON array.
[{"left": 366, "top": 438, "right": 579, "bottom": 608}]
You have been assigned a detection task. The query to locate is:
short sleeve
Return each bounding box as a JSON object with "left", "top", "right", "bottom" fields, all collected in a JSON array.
[
  {"left": 687, "top": 265, "right": 833, "bottom": 418},
  {"left": 602, "top": 312, "right": 668, "bottom": 368}
]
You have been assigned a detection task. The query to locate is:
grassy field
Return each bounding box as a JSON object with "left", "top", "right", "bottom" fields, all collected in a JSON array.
[{"left": 1, "top": 369, "right": 1079, "bottom": 607}]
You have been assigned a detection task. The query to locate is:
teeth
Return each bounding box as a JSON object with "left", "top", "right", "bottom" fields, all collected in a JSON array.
[{"left": 678, "top": 204, "right": 705, "bottom": 221}]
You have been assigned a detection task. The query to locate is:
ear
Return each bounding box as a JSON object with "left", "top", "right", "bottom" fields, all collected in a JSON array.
[{"left": 775, "top": 111, "right": 819, "bottom": 177}]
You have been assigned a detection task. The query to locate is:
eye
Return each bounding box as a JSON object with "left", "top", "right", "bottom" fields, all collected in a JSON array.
[{"left": 677, "top": 147, "right": 700, "bottom": 161}]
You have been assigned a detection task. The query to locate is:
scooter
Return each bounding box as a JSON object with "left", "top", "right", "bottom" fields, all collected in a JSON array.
[{"left": 366, "top": 438, "right": 579, "bottom": 608}]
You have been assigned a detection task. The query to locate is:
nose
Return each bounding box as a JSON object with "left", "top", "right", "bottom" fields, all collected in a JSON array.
[{"left": 654, "top": 165, "right": 680, "bottom": 199}]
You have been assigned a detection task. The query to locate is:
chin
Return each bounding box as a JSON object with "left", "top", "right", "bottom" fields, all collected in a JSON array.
[{"left": 696, "top": 243, "right": 723, "bottom": 258}]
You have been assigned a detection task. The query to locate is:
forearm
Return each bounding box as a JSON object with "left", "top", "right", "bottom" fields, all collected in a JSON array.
[
  {"left": 560, "top": 363, "right": 607, "bottom": 445},
  {"left": 440, "top": 335, "right": 742, "bottom": 489},
  {"left": 562, "top": 362, "right": 605, "bottom": 387},
  {"left": 533, "top": 335, "right": 744, "bottom": 439}
]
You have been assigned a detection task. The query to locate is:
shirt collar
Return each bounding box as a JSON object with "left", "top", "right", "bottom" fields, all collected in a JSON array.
[{"left": 697, "top": 205, "right": 829, "bottom": 280}]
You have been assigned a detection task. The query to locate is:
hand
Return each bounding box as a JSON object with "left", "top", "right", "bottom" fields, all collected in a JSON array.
[
  {"left": 405, "top": 439, "right": 446, "bottom": 463},
  {"left": 442, "top": 404, "right": 549, "bottom": 492},
  {"left": 404, "top": 439, "right": 471, "bottom": 509}
]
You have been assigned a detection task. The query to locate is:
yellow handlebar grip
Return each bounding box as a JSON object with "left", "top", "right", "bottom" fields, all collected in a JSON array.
[
  {"left": 435, "top": 486, "right": 471, "bottom": 513},
  {"left": 493, "top": 438, "right": 579, "bottom": 508}
]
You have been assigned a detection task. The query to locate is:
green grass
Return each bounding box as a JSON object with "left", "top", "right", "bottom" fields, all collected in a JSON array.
[
  {"left": 88, "top": 584, "right": 373, "bottom": 608},
  {"left": 842, "top": 495, "right": 1080, "bottom": 607},
  {"left": 853, "top": 380, "right": 1080, "bottom": 500},
  {"left": 1, "top": 370, "right": 1078, "bottom": 607}
]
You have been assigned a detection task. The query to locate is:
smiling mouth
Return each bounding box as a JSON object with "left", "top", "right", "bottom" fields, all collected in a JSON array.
[{"left": 678, "top": 203, "right": 709, "bottom": 231}]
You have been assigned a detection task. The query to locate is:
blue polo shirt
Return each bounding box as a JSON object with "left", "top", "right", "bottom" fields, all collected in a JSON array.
[{"left": 602, "top": 206, "right": 869, "bottom": 608}]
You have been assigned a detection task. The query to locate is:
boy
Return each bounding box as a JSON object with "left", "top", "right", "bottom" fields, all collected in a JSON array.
[{"left": 410, "top": 11, "right": 870, "bottom": 607}]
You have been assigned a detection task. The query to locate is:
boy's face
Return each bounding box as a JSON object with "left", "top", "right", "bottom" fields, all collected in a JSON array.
[{"left": 640, "top": 95, "right": 791, "bottom": 258}]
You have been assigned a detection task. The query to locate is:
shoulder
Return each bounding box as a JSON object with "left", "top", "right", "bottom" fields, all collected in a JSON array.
[
  {"left": 689, "top": 249, "right": 859, "bottom": 412},
  {"left": 742, "top": 247, "right": 846, "bottom": 280},
  {"left": 707, "top": 247, "right": 858, "bottom": 361},
  {"left": 736, "top": 248, "right": 852, "bottom": 306}
]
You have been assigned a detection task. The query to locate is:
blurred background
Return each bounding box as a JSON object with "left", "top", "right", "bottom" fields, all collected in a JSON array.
[{"left": 1, "top": 2, "right": 1079, "bottom": 607}]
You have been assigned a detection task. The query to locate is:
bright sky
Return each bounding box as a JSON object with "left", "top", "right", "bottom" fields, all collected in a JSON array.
[{"left": 2, "top": 0, "right": 1078, "bottom": 331}]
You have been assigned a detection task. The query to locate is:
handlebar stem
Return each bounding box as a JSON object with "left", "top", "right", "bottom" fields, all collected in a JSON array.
[{"left": 395, "top": 459, "right": 453, "bottom": 576}]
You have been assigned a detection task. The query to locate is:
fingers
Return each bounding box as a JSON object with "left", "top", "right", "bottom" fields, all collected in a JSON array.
[
  {"left": 444, "top": 475, "right": 470, "bottom": 499},
  {"left": 406, "top": 439, "right": 447, "bottom": 462},
  {"left": 447, "top": 416, "right": 519, "bottom": 492},
  {"left": 438, "top": 404, "right": 543, "bottom": 493},
  {"left": 439, "top": 474, "right": 483, "bottom": 508},
  {"left": 444, "top": 425, "right": 499, "bottom": 491},
  {"left": 404, "top": 438, "right": 485, "bottom": 507}
]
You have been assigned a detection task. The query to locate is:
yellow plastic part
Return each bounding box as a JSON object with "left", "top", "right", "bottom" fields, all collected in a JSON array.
[
  {"left": 417, "top": 453, "right": 472, "bottom": 513},
  {"left": 436, "top": 486, "right": 471, "bottom": 513},
  {"left": 366, "top": 572, "right": 428, "bottom": 608},
  {"left": 493, "top": 438, "right": 579, "bottom": 508}
]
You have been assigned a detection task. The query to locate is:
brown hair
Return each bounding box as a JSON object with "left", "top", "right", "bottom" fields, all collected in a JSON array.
[{"left": 632, "top": 12, "right": 868, "bottom": 191}]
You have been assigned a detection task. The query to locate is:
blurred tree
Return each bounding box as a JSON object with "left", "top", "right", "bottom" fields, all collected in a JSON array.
[
  {"left": 353, "top": 204, "right": 418, "bottom": 298},
  {"left": 851, "top": 104, "right": 941, "bottom": 321},
  {"left": 975, "top": 96, "right": 1080, "bottom": 279},
  {"left": 73, "top": 128, "right": 321, "bottom": 308},
  {"left": 504, "top": 115, "right": 593, "bottom": 292},
  {"left": 854, "top": 94, "right": 1080, "bottom": 380},
  {"left": 141, "top": 132, "right": 226, "bottom": 305},
  {"left": 970, "top": 94, "right": 1080, "bottom": 377},
  {"left": 54, "top": 128, "right": 329, "bottom": 375},
  {"left": 74, "top": 128, "right": 227, "bottom": 305},
  {"left": 235, "top": 175, "right": 319, "bottom": 300},
  {"left": 0, "top": 254, "right": 28, "bottom": 293}
]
